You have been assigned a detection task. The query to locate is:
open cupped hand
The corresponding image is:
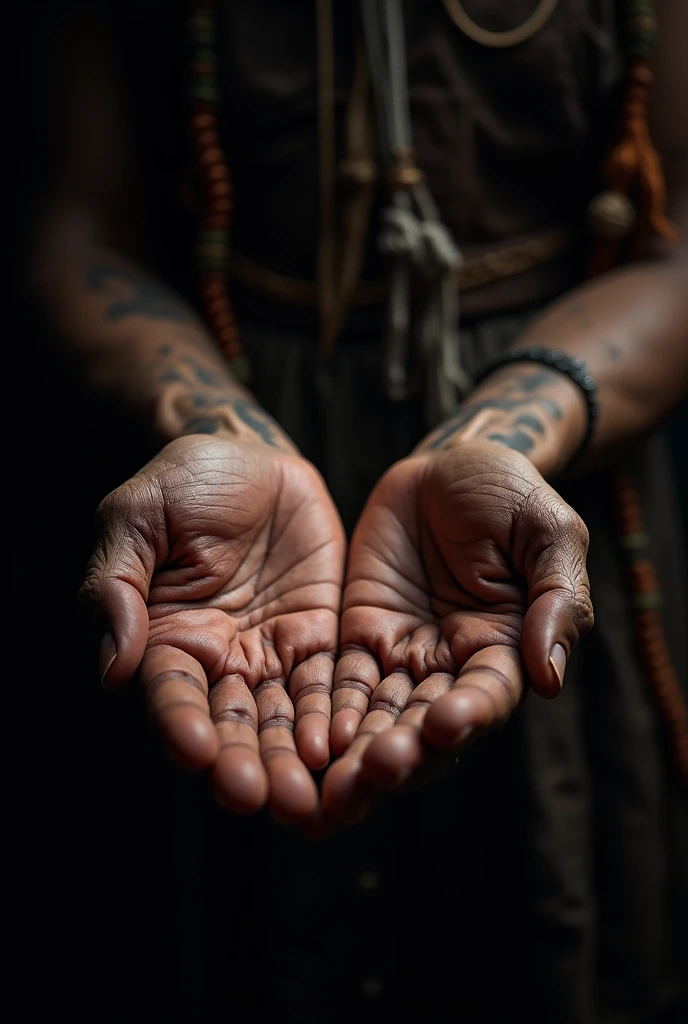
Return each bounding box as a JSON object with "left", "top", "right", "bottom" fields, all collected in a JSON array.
[
  {"left": 322, "top": 442, "right": 593, "bottom": 824},
  {"left": 80, "top": 435, "right": 346, "bottom": 823}
]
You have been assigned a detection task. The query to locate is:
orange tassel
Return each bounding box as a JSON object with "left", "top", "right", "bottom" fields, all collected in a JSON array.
[{"left": 601, "top": 59, "right": 679, "bottom": 246}]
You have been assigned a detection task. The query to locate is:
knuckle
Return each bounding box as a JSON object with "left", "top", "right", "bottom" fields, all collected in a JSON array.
[
  {"left": 147, "top": 669, "right": 207, "bottom": 697},
  {"left": 261, "top": 744, "right": 297, "bottom": 764},
  {"left": 572, "top": 583, "right": 595, "bottom": 638},
  {"left": 95, "top": 478, "right": 161, "bottom": 542},
  {"left": 334, "top": 651, "right": 377, "bottom": 691},
  {"left": 369, "top": 697, "right": 403, "bottom": 721},
  {"left": 213, "top": 707, "right": 258, "bottom": 730},
  {"left": 294, "top": 681, "right": 332, "bottom": 701},
  {"left": 530, "top": 489, "right": 589, "bottom": 549},
  {"left": 333, "top": 678, "right": 373, "bottom": 700},
  {"left": 95, "top": 484, "right": 133, "bottom": 526},
  {"left": 258, "top": 714, "right": 294, "bottom": 734},
  {"left": 494, "top": 668, "right": 520, "bottom": 706},
  {"left": 77, "top": 560, "right": 105, "bottom": 609}
]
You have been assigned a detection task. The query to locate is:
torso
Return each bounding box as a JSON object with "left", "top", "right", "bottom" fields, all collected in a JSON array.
[{"left": 220, "top": 0, "right": 624, "bottom": 316}]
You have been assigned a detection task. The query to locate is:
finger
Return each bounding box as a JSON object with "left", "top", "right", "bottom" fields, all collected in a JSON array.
[
  {"left": 289, "top": 652, "right": 334, "bottom": 772},
  {"left": 519, "top": 490, "right": 594, "bottom": 698},
  {"left": 322, "top": 670, "right": 415, "bottom": 823},
  {"left": 209, "top": 675, "right": 269, "bottom": 815},
  {"left": 424, "top": 645, "right": 525, "bottom": 749},
  {"left": 139, "top": 644, "right": 218, "bottom": 770},
  {"left": 330, "top": 646, "right": 381, "bottom": 756},
  {"left": 254, "top": 678, "right": 319, "bottom": 824},
  {"left": 360, "top": 672, "right": 454, "bottom": 790},
  {"left": 321, "top": 756, "right": 383, "bottom": 827},
  {"left": 80, "top": 489, "right": 158, "bottom": 690},
  {"left": 88, "top": 581, "right": 150, "bottom": 691}
]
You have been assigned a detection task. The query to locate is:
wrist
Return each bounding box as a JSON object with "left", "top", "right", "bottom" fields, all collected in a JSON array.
[
  {"left": 158, "top": 388, "right": 297, "bottom": 453},
  {"left": 141, "top": 340, "right": 296, "bottom": 452},
  {"left": 419, "top": 362, "right": 587, "bottom": 478}
]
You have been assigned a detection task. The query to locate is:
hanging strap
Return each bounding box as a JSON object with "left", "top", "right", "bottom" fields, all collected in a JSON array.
[{"left": 362, "top": 0, "right": 471, "bottom": 422}]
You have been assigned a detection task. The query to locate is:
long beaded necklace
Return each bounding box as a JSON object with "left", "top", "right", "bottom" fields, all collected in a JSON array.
[
  {"left": 186, "top": 0, "right": 687, "bottom": 785},
  {"left": 187, "top": 0, "right": 248, "bottom": 383},
  {"left": 586, "top": 3, "right": 688, "bottom": 786}
]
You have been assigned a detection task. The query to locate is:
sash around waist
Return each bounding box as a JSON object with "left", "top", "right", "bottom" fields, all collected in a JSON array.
[{"left": 225, "top": 226, "right": 575, "bottom": 308}]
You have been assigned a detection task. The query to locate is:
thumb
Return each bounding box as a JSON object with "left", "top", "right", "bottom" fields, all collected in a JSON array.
[
  {"left": 518, "top": 489, "right": 594, "bottom": 700},
  {"left": 79, "top": 484, "right": 161, "bottom": 690}
]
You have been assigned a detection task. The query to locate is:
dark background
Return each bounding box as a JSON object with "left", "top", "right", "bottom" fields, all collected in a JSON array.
[{"left": 10, "top": 2, "right": 687, "bottom": 1020}]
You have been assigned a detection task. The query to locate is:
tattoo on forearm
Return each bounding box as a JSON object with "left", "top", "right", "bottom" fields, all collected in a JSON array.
[
  {"left": 517, "top": 369, "right": 555, "bottom": 392},
  {"left": 152, "top": 344, "right": 285, "bottom": 447},
  {"left": 424, "top": 367, "right": 563, "bottom": 454},
  {"left": 87, "top": 264, "right": 196, "bottom": 323},
  {"left": 513, "top": 414, "right": 544, "bottom": 434},
  {"left": 230, "top": 399, "right": 279, "bottom": 446},
  {"left": 486, "top": 430, "right": 535, "bottom": 454},
  {"left": 180, "top": 415, "right": 224, "bottom": 435},
  {"left": 84, "top": 258, "right": 289, "bottom": 447},
  {"left": 178, "top": 401, "right": 282, "bottom": 446}
]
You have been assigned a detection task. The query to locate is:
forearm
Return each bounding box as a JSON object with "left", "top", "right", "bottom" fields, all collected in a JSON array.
[
  {"left": 31, "top": 211, "right": 293, "bottom": 452},
  {"left": 422, "top": 259, "right": 688, "bottom": 478}
]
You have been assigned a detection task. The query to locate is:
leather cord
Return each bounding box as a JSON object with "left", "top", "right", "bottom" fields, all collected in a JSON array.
[{"left": 362, "top": 0, "right": 471, "bottom": 423}]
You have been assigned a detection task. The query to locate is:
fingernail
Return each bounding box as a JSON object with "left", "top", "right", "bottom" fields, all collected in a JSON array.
[
  {"left": 549, "top": 643, "right": 567, "bottom": 689},
  {"left": 99, "top": 632, "right": 117, "bottom": 686}
]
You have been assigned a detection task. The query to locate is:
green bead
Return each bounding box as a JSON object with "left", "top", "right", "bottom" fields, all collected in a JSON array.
[
  {"left": 198, "top": 246, "right": 229, "bottom": 263},
  {"left": 633, "top": 591, "right": 663, "bottom": 610},
  {"left": 189, "top": 9, "right": 214, "bottom": 31},
  {"left": 190, "top": 84, "right": 219, "bottom": 103},
  {"left": 192, "top": 74, "right": 217, "bottom": 90},
  {"left": 193, "top": 47, "right": 217, "bottom": 65},
  {"left": 190, "top": 27, "right": 217, "bottom": 46},
  {"left": 198, "top": 255, "right": 229, "bottom": 271},
  {"left": 626, "top": 0, "right": 657, "bottom": 57},
  {"left": 621, "top": 532, "right": 649, "bottom": 550},
  {"left": 200, "top": 229, "right": 228, "bottom": 244}
]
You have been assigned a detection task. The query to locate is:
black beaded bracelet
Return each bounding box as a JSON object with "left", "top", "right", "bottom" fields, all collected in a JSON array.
[{"left": 474, "top": 347, "right": 600, "bottom": 462}]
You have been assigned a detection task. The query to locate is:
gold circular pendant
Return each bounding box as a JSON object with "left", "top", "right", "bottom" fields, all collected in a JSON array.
[{"left": 442, "top": 0, "right": 560, "bottom": 49}]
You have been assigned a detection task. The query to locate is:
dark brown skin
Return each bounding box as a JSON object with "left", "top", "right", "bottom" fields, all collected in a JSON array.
[
  {"left": 34, "top": 2, "right": 687, "bottom": 827},
  {"left": 321, "top": 443, "right": 593, "bottom": 824},
  {"left": 83, "top": 434, "right": 345, "bottom": 823}
]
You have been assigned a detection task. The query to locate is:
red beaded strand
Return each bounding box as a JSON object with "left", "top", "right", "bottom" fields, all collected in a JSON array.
[
  {"left": 188, "top": 0, "right": 250, "bottom": 382},
  {"left": 590, "top": 1, "right": 688, "bottom": 787},
  {"left": 614, "top": 473, "right": 688, "bottom": 785}
]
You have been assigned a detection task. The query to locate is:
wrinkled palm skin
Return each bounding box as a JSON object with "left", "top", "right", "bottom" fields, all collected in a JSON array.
[
  {"left": 82, "top": 437, "right": 592, "bottom": 828},
  {"left": 81, "top": 435, "right": 346, "bottom": 823},
  {"left": 322, "top": 443, "right": 593, "bottom": 824}
]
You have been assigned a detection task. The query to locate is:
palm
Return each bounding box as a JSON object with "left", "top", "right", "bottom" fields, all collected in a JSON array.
[
  {"left": 85, "top": 436, "right": 345, "bottom": 821},
  {"left": 323, "top": 443, "right": 592, "bottom": 823}
]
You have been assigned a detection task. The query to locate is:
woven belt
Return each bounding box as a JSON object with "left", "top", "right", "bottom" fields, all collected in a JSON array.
[{"left": 227, "top": 227, "right": 573, "bottom": 308}]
